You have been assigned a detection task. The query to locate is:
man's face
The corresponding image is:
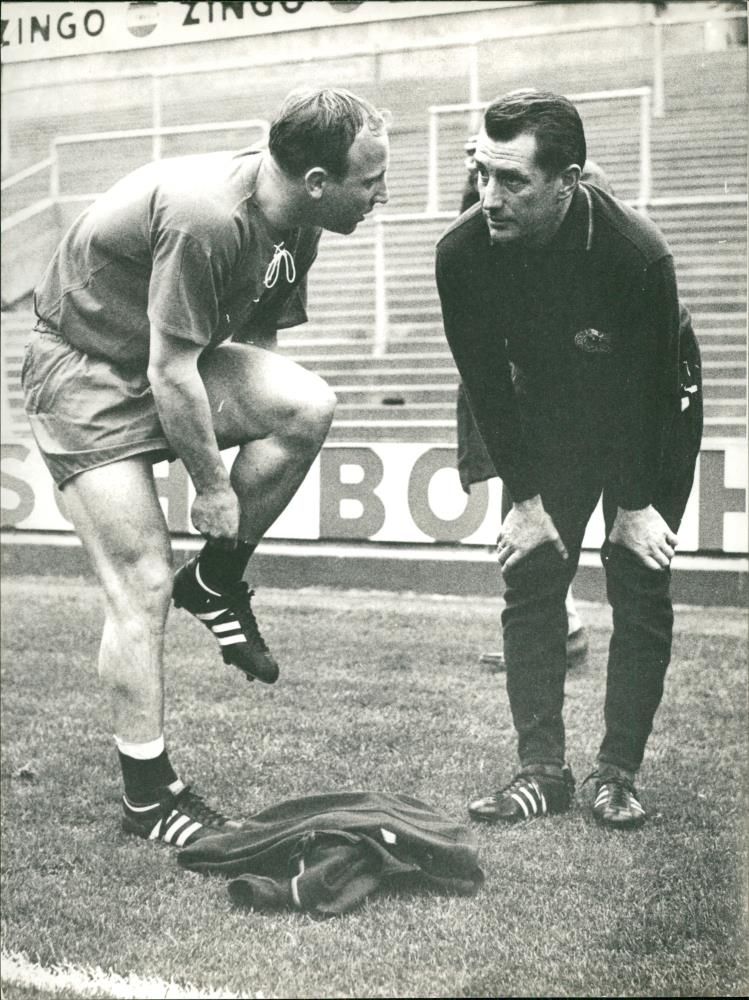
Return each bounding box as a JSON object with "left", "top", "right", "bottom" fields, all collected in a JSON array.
[
  {"left": 318, "top": 126, "right": 389, "bottom": 234},
  {"left": 474, "top": 128, "right": 567, "bottom": 247}
]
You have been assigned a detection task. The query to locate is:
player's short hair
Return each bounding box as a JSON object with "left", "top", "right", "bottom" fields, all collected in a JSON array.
[
  {"left": 483, "top": 89, "right": 586, "bottom": 177},
  {"left": 269, "top": 87, "right": 389, "bottom": 180}
]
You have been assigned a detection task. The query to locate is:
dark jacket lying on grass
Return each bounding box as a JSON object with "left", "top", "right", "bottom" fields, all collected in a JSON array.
[{"left": 178, "top": 790, "right": 485, "bottom": 917}]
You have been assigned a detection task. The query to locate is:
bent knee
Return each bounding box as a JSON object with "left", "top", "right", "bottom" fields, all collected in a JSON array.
[
  {"left": 503, "top": 542, "right": 570, "bottom": 592},
  {"left": 283, "top": 378, "right": 337, "bottom": 446},
  {"left": 603, "top": 542, "right": 674, "bottom": 610}
]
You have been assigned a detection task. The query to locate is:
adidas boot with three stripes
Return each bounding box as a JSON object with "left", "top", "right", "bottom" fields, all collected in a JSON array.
[
  {"left": 122, "top": 782, "right": 239, "bottom": 847},
  {"left": 468, "top": 765, "right": 576, "bottom": 824},
  {"left": 585, "top": 764, "right": 647, "bottom": 829},
  {"left": 173, "top": 556, "right": 279, "bottom": 684}
]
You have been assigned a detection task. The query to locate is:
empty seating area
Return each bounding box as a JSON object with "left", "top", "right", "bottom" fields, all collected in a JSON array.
[{"left": 2, "top": 40, "right": 746, "bottom": 447}]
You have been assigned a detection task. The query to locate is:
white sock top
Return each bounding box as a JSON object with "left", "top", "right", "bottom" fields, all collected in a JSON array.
[{"left": 114, "top": 734, "right": 165, "bottom": 760}]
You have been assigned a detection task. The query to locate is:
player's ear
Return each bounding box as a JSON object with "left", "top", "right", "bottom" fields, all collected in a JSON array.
[
  {"left": 558, "top": 163, "right": 581, "bottom": 201},
  {"left": 304, "top": 167, "right": 328, "bottom": 200}
]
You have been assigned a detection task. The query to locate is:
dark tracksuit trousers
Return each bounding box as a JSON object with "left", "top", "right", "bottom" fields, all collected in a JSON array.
[{"left": 501, "top": 337, "right": 702, "bottom": 773}]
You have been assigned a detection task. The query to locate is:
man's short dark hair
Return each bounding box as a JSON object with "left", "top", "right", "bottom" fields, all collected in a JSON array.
[
  {"left": 269, "top": 87, "right": 388, "bottom": 180},
  {"left": 483, "top": 89, "right": 586, "bottom": 177}
]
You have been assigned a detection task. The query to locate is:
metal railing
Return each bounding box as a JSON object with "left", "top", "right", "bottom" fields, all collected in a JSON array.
[
  {"left": 1, "top": 118, "right": 268, "bottom": 232},
  {"left": 0, "top": 156, "right": 54, "bottom": 194},
  {"left": 372, "top": 210, "right": 455, "bottom": 356},
  {"left": 1, "top": 7, "right": 745, "bottom": 166},
  {"left": 2, "top": 6, "right": 745, "bottom": 199},
  {"left": 651, "top": 7, "right": 747, "bottom": 116},
  {"left": 427, "top": 87, "right": 653, "bottom": 214}
]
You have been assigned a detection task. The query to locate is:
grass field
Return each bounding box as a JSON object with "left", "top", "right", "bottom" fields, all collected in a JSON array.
[{"left": 1, "top": 573, "right": 747, "bottom": 999}]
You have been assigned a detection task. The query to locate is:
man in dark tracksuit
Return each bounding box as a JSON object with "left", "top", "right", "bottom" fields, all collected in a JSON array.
[
  {"left": 436, "top": 90, "right": 702, "bottom": 829},
  {"left": 455, "top": 154, "right": 620, "bottom": 668}
]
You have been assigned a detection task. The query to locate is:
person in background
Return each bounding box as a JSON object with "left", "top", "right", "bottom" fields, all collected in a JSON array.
[
  {"left": 437, "top": 90, "right": 702, "bottom": 829},
  {"left": 22, "top": 87, "right": 390, "bottom": 846}
]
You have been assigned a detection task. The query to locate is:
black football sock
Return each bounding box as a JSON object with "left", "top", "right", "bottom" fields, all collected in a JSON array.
[
  {"left": 118, "top": 749, "right": 179, "bottom": 805},
  {"left": 197, "top": 538, "right": 254, "bottom": 594}
]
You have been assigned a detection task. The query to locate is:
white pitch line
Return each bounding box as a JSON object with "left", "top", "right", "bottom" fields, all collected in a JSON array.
[{"left": 0, "top": 951, "right": 257, "bottom": 1000}]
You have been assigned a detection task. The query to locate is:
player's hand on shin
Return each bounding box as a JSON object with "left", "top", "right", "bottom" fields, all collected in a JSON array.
[
  {"left": 608, "top": 505, "right": 677, "bottom": 570},
  {"left": 496, "top": 494, "right": 568, "bottom": 572},
  {"left": 190, "top": 483, "right": 240, "bottom": 548}
]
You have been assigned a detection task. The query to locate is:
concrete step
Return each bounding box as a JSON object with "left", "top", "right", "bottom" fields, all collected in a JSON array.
[
  {"left": 336, "top": 403, "right": 457, "bottom": 421},
  {"left": 697, "top": 345, "right": 747, "bottom": 361},
  {"left": 331, "top": 400, "right": 746, "bottom": 421},
  {"left": 290, "top": 331, "right": 748, "bottom": 357},
  {"left": 282, "top": 337, "right": 450, "bottom": 357},
  {"left": 378, "top": 288, "right": 747, "bottom": 311},
  {"left": 676, "top": 297, "right": 747, "bottom": 311},
  {"left": 330, "top": 385, "right": 459, "bottom": 404},
  {"left": 693, "top": 333, "right": 747, "bottom": 346},
  {"left": 320, "top": 374, "right": 741, "bottom": 397},
  {"left": 704, "top": 401, "right": 747, "bottom": 418},
  {"left": 700, "top": 379, "right": 746, "bottom": 399},
  {"left": 300, "top": 323, "right": 746, "bottom": 352},
  {"left": 277, "top": 336, "right": 377, "bottom": 355},
  {"left": 309, "top": 274, "right": 748, "bottom": 300},
  {"left": 317, "top": 368, "right": 459, "bottom": 385},
  {"left": 349, "top": 259, "right": 749, "bottom": 282},
  {"left": 327, "top": 419, "right": 457, "bottom": 442},
  {"left": 306, "top": 358, "right": 748, "bottom": 383},
  {"left": 702, "top": 418, "right": 747, "bottom": 436},
  {"left": 290, "top": 344, "right": 745, "bottom": 369},
  {"left": 325, "top": 419, "right": 747, "bottom": 444},
  {"left": 304, "top": 306, "right": 377, "bottom": 321}
]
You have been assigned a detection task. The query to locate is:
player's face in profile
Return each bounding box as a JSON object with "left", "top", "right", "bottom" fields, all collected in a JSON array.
[
  {"left": 319, "top": 126, "right": 390, "bottom": 233},
  {"left": 474, "top": 128, "right": 565, "bottom": 247}
]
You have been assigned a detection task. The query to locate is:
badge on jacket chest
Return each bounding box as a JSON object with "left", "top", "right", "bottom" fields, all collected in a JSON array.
[{"left": 574, "top": 328, "right": 614, "bottom": 354}]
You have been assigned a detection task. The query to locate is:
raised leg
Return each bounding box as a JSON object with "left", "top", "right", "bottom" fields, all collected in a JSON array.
[{"left": 198, "top": 342, "right": 337, "bottom": 543}]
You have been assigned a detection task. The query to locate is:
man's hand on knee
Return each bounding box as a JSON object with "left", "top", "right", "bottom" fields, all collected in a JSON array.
[
  {"left": 191, "top": 484, "right": 240, "bottom": 546},
  {"left": 496, "top": 495, "right": 568, "bottom": 572},
  {"left": 608, "top": 505, "right": 677, "bottom": 571}
]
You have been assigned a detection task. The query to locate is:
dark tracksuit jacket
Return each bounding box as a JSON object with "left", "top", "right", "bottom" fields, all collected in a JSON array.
[
  {"left": 179, "top": 791, "right": 484, "bottom": 917},
  {"left": 435, "top": 183, "right": 702, "bottom": 771},
  {"left": 436, "top": 182, "right": 699, "bottom": 514}
]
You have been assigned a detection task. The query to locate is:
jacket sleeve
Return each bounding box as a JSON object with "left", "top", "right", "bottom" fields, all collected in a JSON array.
[
  {"left": 610, "top": 254, "right": 681, "bottom": 510},
  {"left": 435, "top": 241, "right": 541, "bottom": 502}
]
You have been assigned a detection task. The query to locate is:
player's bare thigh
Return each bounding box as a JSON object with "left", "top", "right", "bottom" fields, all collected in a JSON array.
[
  {"left": 59, "top": 456, "right": 172, "bottom": 596},
  {"left": 198, "top": 341, "right": 336, "bottom": 448}
]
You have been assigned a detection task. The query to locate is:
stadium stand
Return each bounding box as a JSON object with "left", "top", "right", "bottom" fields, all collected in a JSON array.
[{"left": 2, "top": 37, "right": 746, "bottom": 452}]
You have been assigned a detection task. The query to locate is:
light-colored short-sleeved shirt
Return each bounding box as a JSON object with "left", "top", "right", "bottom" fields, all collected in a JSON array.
[{"left": 34, "top": 148, "right": 321, "bottom": 368}]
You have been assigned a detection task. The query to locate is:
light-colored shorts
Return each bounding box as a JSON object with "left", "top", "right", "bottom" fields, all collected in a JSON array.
[{"left": 21, "top": 326, "right": 171, "bottom": 487}]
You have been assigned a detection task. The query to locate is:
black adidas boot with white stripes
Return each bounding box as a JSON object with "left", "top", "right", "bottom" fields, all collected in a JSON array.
[
  {"left": 468, "top": 764, "right": 575, "bottom": 824},
  {"left": 173, "top": 556, "right": 279, "bottom": 684},
  {"left": 585, "top": 764, "right": 647, "bottom": 829},
  {"left": 122, "top": 782, "right": 239, "bottom": 847}
]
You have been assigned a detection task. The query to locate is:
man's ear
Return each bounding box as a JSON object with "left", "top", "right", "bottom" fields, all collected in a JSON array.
[
  {"left": 304, "top": 167, "right": 328, "bottom": 200},
  {"left": 558, "top": 164, "right": 581, "bottom": 201}
]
